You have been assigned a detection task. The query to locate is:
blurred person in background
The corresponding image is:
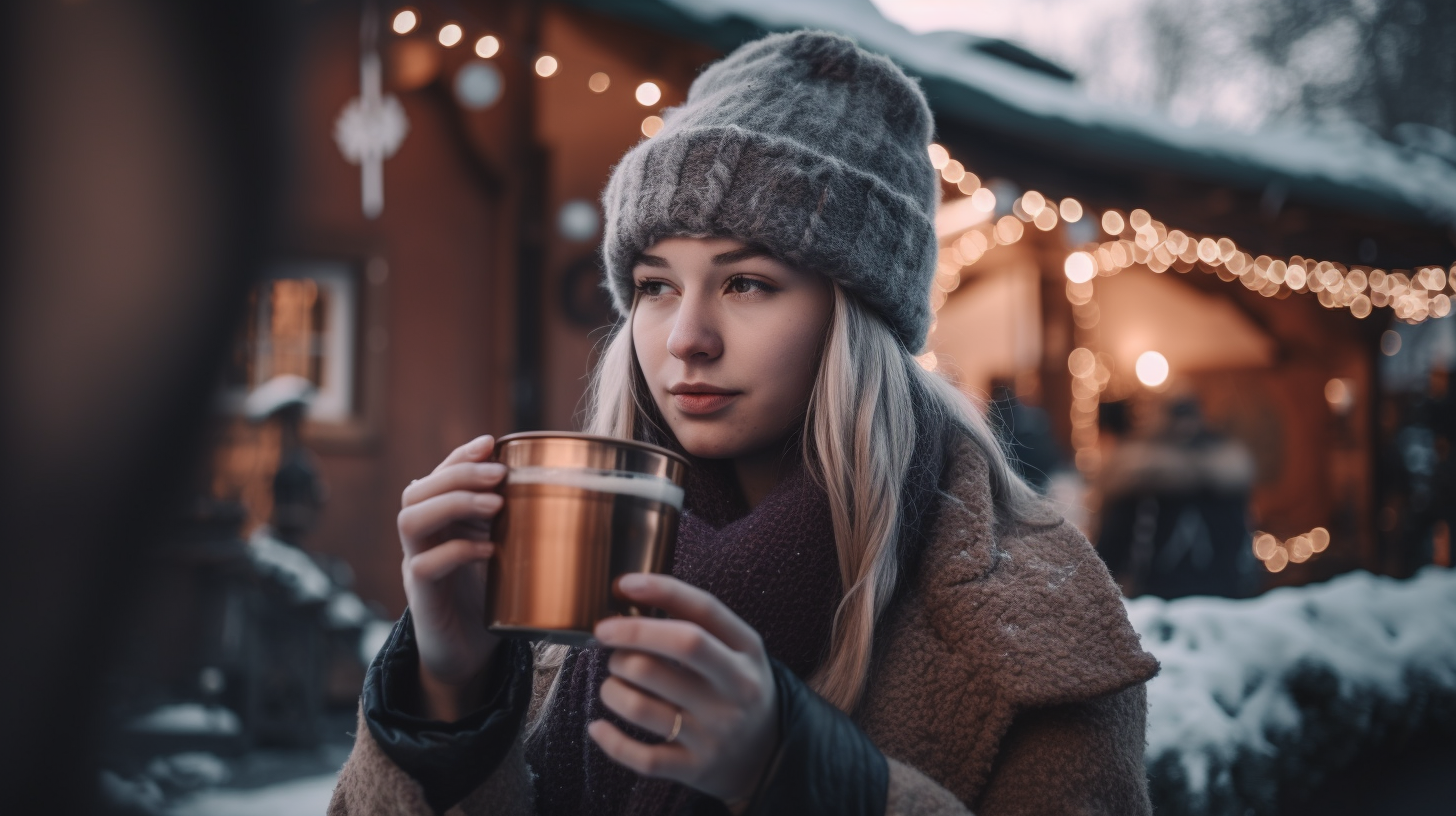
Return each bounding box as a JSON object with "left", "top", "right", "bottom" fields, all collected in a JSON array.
[
  {"left": 1095, "top": 395, "right": 1258, "bottom": 599},
  {"left": 987, "top": 379, "right": 1066, "bottom": 492},
  {"left": 329, "top": 31, "right": 1158, "bottom": 816}
]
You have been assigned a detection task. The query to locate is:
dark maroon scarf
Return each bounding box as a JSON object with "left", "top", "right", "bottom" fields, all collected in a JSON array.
[{"left": 523, "top": 454, "right": 844, "bottom": 816}]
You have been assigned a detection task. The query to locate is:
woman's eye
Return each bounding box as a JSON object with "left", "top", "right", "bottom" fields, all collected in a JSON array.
[
  {"left": 726, "top": 276, "right": 771, "bottom": 295},
  {"left": 635, "top": 280, "right": 668, "bottom": 297}
]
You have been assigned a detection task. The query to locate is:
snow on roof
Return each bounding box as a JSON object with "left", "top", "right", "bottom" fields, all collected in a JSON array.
[
  {"left": 1127, "top": 566, "right": 1456, "bottom": 812},
  {"left": 587, "top": 0, "right": 1456, "bottom": 228}
]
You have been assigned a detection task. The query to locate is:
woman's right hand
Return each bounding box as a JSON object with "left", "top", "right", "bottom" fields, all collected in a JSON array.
[{"left": 397, "top": 434, "right": 506, "bottom": 721}]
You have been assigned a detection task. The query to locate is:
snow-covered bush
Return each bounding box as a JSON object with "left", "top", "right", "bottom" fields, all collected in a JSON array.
[{"left": 1128, "top": 567, "right": 1456, "bottom": 815}]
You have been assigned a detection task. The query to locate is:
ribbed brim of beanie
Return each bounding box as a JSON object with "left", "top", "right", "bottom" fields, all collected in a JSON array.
[{"left": 600, "top": 30, "right": 940, "bottom": 352}]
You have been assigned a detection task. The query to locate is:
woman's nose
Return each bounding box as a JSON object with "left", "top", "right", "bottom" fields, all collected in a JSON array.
[{"left": 666, "top": 295, "right": 723, "bottom": 361}]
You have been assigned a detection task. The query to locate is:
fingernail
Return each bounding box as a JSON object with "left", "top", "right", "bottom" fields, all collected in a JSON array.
[
  {"left": 471, "top": 435, "right": 493, "bottom": 454},
  {"left": 594, "top": 619, "right": 620, "bottom": 641},
  {"left": 618, "top": 573, "right": 649, "bottom": 592}
]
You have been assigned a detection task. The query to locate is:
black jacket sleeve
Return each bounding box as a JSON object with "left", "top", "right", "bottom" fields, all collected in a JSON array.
[
  {"left": 746, "top": 658, "right": 888, "bottom": 816},
  {"left": 361, "top": 610, "right": 534, "bottom": 814}
]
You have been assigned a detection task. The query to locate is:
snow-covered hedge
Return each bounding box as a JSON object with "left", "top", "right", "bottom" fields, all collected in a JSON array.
[{"left": 1128, "top": 567, "right": 1456, "bottom": 815}]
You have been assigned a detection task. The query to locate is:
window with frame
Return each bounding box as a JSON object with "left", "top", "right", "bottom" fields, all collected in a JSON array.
[{"left": 225, "top": 261, "right": 361, "bottom": 423}]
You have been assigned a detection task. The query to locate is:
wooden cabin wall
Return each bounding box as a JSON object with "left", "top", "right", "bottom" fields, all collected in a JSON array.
[{"left": 268, "top": 0, "right": 528, "bottom": 613}]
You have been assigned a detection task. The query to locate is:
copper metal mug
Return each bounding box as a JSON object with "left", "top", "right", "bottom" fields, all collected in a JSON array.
[{"left": 486, "top": 432, "right": 688, "bottom": 645}]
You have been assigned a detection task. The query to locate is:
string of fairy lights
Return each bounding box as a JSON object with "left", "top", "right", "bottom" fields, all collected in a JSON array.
[
  {"left": 925, "top": 141, "right": 1456, "bottom": 574},
  {"left": 1252, "top": 527, "right": 1331, "bottom": 573},
  {"left": 386, "top": 6, "right": 670, "bottom": 138}
]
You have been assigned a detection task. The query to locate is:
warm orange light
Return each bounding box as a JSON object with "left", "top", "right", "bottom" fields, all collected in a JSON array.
[
  {"left": 995, "top": 215, "right": 1024, "bottom": 244},
  {"left": 1067, "top": 347, "right": 1096, "bottom": 378},
  {"left": 535, "top": 55, "right": 559, "bottom": 77},
  {"left": 641, "top": 115, "right": 664, "bottom": 137},
  {"left": 392, "top": 8, "right": 419, "bottom": 34},
  {"left": 1021, "top": 191, "right": 1046, "bottom": 217},
  {"left": 635, "top": 81, "right": 662, "bottom": 106},
  {"left": 941, "top": 160, "right": 966, "bottom": 184},
  {"left": 438, "top": 23, "right": 463, "bottom": 47},
  {"left": 475, "top": 35, "right": 500, "bottom": 58},
  {"left": 1065, "top": 252, "right": 1096, "bottom": 284},
  {"left": 970, "top": 187, "right": 996, "bottom": 212},
  {"left": 1101, "top": 210, "right": 1125, "bottom": 235},
  {"left": 588, "top": 72, "right": 610, "bottom": 92},
  {"left": 927, "top": 143, "right": 949, "bottom": 169},
  {"left": 957, "top": 173, "right": 981, "bottom": 195},
  {"left": 1059, "top": 198, "right": 1083, "bottom": 222},
  {"left": 1265, "top": 548, "right": 1289, "bottom": 572},
  {"left": 1135, "top": 351, "right": 1169, "bottom": 387}
]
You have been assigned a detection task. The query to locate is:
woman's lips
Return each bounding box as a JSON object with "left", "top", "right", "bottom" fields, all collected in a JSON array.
[{"left": 671, "top": 391, "right": 740, "bottom": 415}]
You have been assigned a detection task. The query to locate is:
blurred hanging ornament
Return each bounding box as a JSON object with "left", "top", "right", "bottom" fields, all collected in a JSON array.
[{"left": 334, "top": 50, "right": 408, "bottom": 219}]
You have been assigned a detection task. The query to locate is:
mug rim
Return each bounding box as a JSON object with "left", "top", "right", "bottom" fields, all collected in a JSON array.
[{"left": 494, "top": 431, "right": 689, "bottom": 468}]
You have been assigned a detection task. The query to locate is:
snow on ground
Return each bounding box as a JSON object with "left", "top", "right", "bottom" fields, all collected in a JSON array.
[
  {"left": 165, "top": 773, "right": 338, "bottom": 816},
  {"left": 127, "top": 704, "right": 242, "bottom": 736},
  {"left": 1128, "top": 566, "right": 1456, "bottom": 816},
  {"left": 121, "top": 566, "right": 1456, "bottom": 816}
]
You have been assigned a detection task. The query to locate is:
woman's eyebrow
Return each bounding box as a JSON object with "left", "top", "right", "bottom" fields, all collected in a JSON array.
[
  {"left": 712, "top": 246, "right": 774, "bottom": 265},
  {"left": 635, "top": 253, "right": 670, "bottom": 268}
]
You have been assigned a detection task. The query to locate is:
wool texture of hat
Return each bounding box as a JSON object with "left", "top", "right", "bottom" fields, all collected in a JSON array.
[{"left": 600, "top": 29, "right": 941, "bottom": 352}]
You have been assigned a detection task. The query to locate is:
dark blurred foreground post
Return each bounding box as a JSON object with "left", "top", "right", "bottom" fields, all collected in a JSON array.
[{"left": 0, "top": 1, "right": 283, "bottom": 812}]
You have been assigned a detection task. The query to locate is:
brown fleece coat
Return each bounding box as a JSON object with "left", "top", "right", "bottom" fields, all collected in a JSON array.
[{"left": 329, "top": 437, "right": 1160, "bottom": 816}]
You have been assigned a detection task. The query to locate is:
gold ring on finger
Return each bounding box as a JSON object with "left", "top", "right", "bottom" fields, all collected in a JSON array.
[{"left": 665, "top": 710, "right": 683, "bottom": 743}]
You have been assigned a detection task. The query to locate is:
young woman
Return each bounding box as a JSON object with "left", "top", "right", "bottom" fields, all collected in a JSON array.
[{"left": 331, "top": 30, "right": 1158, "bottom": 816}]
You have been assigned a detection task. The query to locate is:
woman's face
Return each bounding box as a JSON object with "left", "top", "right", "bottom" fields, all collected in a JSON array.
[{"left": 631, "top": 237, "right": 834, "bottom": 460}]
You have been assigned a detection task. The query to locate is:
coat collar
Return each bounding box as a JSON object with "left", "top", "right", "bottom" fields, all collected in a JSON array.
[
  {"left": 859, "top": 433, "right": 1159, "bottom": 802},
  {"left": 917, "top": 434, "right": 1158, "bottom": 709}
]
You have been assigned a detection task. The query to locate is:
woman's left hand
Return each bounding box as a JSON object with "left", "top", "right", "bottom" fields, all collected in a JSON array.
[{"left": 589, "top": 572, "right": 779, "bottom": 808}]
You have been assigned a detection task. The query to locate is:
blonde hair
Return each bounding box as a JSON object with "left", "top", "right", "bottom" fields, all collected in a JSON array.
[{"left": 577, "top": 283, "right": 1045, "bottom": 712}]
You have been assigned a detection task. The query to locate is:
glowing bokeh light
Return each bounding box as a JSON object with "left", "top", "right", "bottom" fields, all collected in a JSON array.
[
  {"left": 1135, "top": 351, "right": 1169, "bottom": 387},
  {"left": 1064, "top": 251, "right": 1096, "bottom": 284},
  {"left": 392, "top": 9, "right": 418, "bottom": 34},
  {"left": 635, "top": 81, "right": 662, "bottom": 106},
  {"left": 1101, "top": 210, "right": 1125, "bottom": 235},
  {"left": 475, "top": 35, "right": 500, "bottom": 58},
  {"left": 1021, "top": 191, "right": 1046, "bottom": 217}
]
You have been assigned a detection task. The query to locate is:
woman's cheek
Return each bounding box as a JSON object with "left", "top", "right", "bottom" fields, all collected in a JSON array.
[{"left": 740, "top": 308, "right": 819, "bottom": 428}]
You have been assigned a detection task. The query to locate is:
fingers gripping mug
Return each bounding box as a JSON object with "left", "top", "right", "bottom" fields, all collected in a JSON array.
[{"left": 486, "top": 432, "right": 688, "bottom": 645}]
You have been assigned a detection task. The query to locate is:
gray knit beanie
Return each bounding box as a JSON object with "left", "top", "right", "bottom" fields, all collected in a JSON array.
[{"left": 601, "top": 30, "right": 940, "bottom": 352}]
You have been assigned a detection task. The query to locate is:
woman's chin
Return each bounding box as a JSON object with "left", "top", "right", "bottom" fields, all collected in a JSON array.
[{"left": 669, "top": 426, "right": 757, "bottom": 461}]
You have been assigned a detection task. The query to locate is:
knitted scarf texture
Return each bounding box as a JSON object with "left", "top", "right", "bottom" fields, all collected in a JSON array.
[{"left": 523, "top": 455, "right": 844, "bottom": 816}]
